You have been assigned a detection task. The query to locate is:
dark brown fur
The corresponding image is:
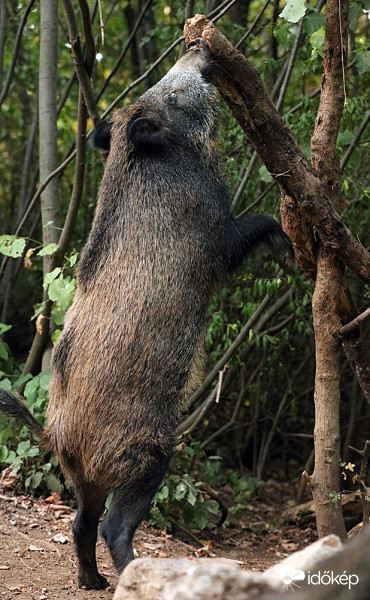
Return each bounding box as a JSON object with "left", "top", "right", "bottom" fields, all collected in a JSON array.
[{"left": 0, "top": 40, "right": 294, "bottom": 589}]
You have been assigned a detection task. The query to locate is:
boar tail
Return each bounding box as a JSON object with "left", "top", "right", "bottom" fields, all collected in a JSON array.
[{"left": 0, "top": 387, "right": 44, "bottom": 438}]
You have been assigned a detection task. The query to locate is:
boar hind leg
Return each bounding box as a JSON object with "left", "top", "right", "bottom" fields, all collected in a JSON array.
[
  {"left": 73, "top": 481, "right": 109, "bottom": 589},
  {"left": 101, "top": 451, "right": 170, "bottom": 573}
]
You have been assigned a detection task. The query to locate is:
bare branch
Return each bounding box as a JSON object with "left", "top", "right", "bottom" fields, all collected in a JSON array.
[
  {"left": 339, "top": 306, "right": 370, "bottom": 337},
  {"left": 340, "top": 109, "right": 370, "bottom": 172},
  {"left": 96, "top": 0, "right": 153, "bottom": 102},
  {"left": 235, "top": 0, "right": 271, "bottom": 50},
  {"left": 0, "top": 0, "right": 36, "bottom": 109},
  {"left": 61, "top": 0, "right": 99, "bottom": 125}
]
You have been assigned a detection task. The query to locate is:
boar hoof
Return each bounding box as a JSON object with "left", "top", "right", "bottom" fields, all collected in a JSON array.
[{"left": 78, "top": 572, "right": 110, "bottom": 590}]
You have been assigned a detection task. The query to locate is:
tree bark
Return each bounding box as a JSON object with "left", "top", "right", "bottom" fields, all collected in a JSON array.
[
  {"left": 307, "top": 0, "right": 349, "bottom": 540},
  {"left": 39, "top": 0, "right": 60, "bottom": 278}
]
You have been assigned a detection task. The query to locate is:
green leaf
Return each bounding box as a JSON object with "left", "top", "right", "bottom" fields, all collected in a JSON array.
[
  {"left": 27, "top": 446, "right": 40, "bottom": 457},
  {"left": 0, "top": 323, "right": 12, "bottom": 335},
  {"left": 52, "top": 329, "right": 62, "bottom": 345},
  {"left": 51, "top": 304, "right": 67, "bottom": 326},
  {"left": 68, "top": 251, "right": 79, "bottom": 267},
  {"left": 258, "top": 165, "right": 273, "bottom": 183},
  {"left": 193, "top": 504, "right": 209, "bottom": 529},
  {"left": 38, "top": 243, "right": 58, "bottom": 256},
  {"left": 44, "top": 267, "right": 62, "bottom": 289},
  {"left": 27, "top": 471, "right": 43, "bottom": 489},
  {"left": 205, "top": 499, "right": 220, "bottom": 515},
  {"left": 46, "top": 473, "right": 63, "bottom": 495},
  {"left": 156, "top": 485, "right": 169, "bottom": 502},
  {"left": 5, "top": 450, "right": 16, "bottom": 465},
  {"left": 187, "top": 490, "right": 197, "bottom": 506},
  {"left": 0, "top": 235, "right": 26, "bottom": 258},
  {"left": 279, "top": 0, "right": 307, "bottom": 23},
  {"left": 0, "top": 445, "right": 8, "bottom": 462},
  {"left": 349, "top": 4, "right": 362, "bottom": 31},
  {"left": 0, "top": 342, "right": 9, "bottom": 360},
  {"left": 39, "top": 371, "right": 51, "bottom": 391},
  {"left": 32, "top": 301, "right": 47, "bottom": 320},
  {"left": 48, "top": 276, "right": 75, "bottom": 310},
  {"left": 356, "top": 50, "right": 370, "bottom": 76},
  {"left": 310, "top": 27, "right": 325, "bottom": 58},
  {"left": 273, "top": 23, "right": 294, "bottom": 50},
  {"left": 303, "top": 11, "right": 325, "bottom": 36},
  {"left": 17, "top": 440, "right": 31, "bottom": 456},
  {"left": 0, "top": 378, "right": 12, "bottom": 391},
  {"left": 175, "top": 481, "right": 187, "bottom": 500}
]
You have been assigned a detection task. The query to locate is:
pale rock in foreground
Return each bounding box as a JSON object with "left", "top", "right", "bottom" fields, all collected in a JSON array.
[
  {"left": 113, "top": 529, "right": 370, "bottom": 600},
  {"left": 112, "top": 558, "right": 279, "bottom": 600},
  {"left": 263, "top": 533, "right": 342, "bottom": 586}
]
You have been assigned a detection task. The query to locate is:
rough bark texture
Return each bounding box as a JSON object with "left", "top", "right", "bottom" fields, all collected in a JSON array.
[
  {"left": 183, "top": 15, "right": 370, "bottom": 285},
  {"left": 39, "top": 0, "right": 60, "bottom": 277},
  {"left": 308, "top": 0, "right": 349, "bottom": 541},
  {"left": 310, "top": 248, "right": 347, "bottom": 539}
]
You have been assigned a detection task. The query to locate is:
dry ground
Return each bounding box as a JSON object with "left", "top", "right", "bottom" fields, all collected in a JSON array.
[{"left": 0, "top": 480, "right": 317, "bottom": 600}]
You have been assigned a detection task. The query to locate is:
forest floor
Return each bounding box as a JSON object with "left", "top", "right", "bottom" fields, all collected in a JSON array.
[{"left": 0, "top": 478, "right": 317, "bottom": 600}]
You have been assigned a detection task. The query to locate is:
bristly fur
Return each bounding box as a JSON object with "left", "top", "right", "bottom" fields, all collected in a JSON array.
[{"left": 0, "top": 39, "right": 294, "bottom": 589}]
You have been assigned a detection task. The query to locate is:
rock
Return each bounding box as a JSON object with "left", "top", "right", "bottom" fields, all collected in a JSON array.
[
  {"left": 112, "top": 558, "right": 280, "bottom": 600},
  {"left": 113, "top": 529, "right": 370, "bottom": 600},
  {"left": 263, "top": 534, "right": 343, "bottom": 588}
]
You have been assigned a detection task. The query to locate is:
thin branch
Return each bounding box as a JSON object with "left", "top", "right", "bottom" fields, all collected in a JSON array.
[
  {"left": 187, "top": 292, "right": 273, "bottom": 408},
  {"left": 235, "top": 0, "right": 271, "bottom": 50},
  {"left": 236, "top": 182, "right": 276, "bottom": 218},
  {"left": 178, "top": 284, "right": 293, "bottom": 436},
  {"left": 231, "top": 152, "right": 258, "bottom": 212},
  {"left": 257, "top": 351, "right": 314, "bottom": 476},
  {"left": 275, "top": 20, "right": 304, "bottom": 113},
  {"left": 340, "top": 109, "right": 370, "bottom": 172},
  {"left": 78, "top": 0, "right": 96, "bottom": 75},
  {"left": 62, "top": 0, "right": 99, "bottom": 125},
  {"left": 0, "top": 0, "right": 36, "bottom": 108},
  {"left": 212, "top": 0, "right": 238, "bottom": 22},
  {"left": 96, "top": 0, "right": 153, "bottom": 102},
  {"left": 55, "top": 91, "right": 87, "bottom": 263},
  {"left": 339, "top": 307, "right": 370, "bottom": 337},
  {"left": 200, "top": 366, "right": 260, "bottom": 449},
  {"left": 348, "top": 441, "right": 370, "bottom": 528}
]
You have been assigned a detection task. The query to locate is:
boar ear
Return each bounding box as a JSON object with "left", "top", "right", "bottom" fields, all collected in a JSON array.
[
  {"left": 126, "top": 116, "right": 170, "bottom": 151},
  {"left": 90, "top": 120, "right": 112, "bottom": 153}
]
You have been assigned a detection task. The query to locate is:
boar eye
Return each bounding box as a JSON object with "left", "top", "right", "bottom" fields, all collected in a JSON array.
[{"left": 167, "top": 91, "right": 177, "bottom": 104}]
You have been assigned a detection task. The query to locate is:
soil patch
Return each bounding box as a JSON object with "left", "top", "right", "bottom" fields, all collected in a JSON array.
[{"left": 0, "top": 480, "right": 317, "bottom": 599}]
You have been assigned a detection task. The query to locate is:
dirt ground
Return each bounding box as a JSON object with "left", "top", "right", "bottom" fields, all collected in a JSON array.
[{"left": 0, "top": 479, "right": 317, "bottom": 600}]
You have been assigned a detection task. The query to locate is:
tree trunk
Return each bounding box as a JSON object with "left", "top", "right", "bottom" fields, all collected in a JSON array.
[
  {"left": 310, "top": 248, "right": 347, "bottom": 539},
  {"left": 39, "top": 0, "right": 60, "bottom": 277},
  {"left": 308, "top": 0, "right": 349, "bottom": 540},
  {"left": 39, "top": 0, "right": 60, "bottom": 368}
]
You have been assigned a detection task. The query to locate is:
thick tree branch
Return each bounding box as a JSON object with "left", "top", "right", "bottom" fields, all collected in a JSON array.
[
  {"left": 311, "top": 0, "right": 349, "bottom": 207},
  {"left": 184, "top": 15, "right": 370, "bottom": 285}
]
